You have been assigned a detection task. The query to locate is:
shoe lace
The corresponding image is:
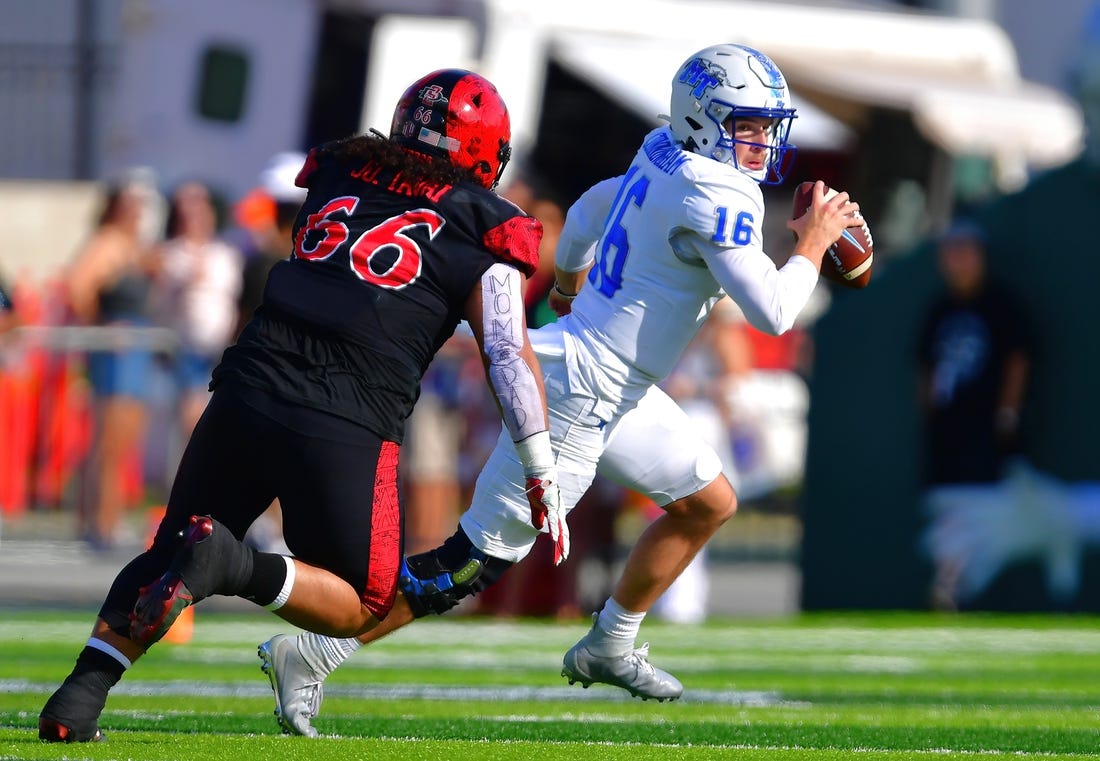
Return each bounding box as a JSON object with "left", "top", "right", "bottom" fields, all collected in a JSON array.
[
  {"left": 297, "top": 678, "right": 323, "bottom": 718},
  {"left": 625, "top": 642, "right": 656, "bottom": 677},
  {"left": 289, "top": 639, "right": 325, "bottom": 718}
]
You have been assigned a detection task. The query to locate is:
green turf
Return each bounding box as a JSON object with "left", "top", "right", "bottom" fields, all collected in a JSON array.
[{"left": 1, "top": 610, "right": 1098, "bottom": 759}]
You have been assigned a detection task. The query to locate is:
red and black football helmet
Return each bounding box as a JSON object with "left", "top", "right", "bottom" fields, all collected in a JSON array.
[{"left": 390, "top": 69, "right": 512, "bottom": 190}]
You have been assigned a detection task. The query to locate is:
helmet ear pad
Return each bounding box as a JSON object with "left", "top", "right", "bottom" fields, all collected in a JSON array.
[
  {"left": 681, "top": 118, "right": 706, "bottom": 150},
  {"left": 390, "top": 69, "right": 512, "bottom": 189}
]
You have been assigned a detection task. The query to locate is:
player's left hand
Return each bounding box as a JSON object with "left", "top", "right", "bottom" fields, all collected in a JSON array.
[{"left": 526, "top": 474, "right": 570, "bottom": 564}]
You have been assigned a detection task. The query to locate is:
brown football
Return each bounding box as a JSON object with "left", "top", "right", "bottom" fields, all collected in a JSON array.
[{"left": 791, "top": 181, "right": 874, "bottom": 289}]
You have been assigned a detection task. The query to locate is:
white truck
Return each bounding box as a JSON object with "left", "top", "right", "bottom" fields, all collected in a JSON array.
[{"left": 0, "top": 0, "right": 1083, "bottom": 283}]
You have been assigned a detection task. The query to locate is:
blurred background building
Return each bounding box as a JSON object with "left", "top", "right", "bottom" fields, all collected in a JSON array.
[
  {"left": 2, "top": 0, "right": 1099, "bottom": 615},
  {"left": 0, "top": 0, "right": 1089, "bottom": 279}
]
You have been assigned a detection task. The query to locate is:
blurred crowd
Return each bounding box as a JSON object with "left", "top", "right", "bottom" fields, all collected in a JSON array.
[
  {"left": 0, "top": 156, "right": 308, "bottom": 551},
  {"left": 0, "top": 154, "right": 817, "bottom": 621},
  {"left": 7, "top": 138, "right": 1100, "bottom": 616}
]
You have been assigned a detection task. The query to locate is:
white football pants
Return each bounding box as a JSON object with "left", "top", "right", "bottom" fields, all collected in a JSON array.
[{"left": 460, "top": 325, "right": 724, "bottom": 562}]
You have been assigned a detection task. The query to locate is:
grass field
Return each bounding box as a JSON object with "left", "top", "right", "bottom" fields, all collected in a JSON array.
[{"left": 1, "top": 608, "right": 1098, "bottom": 760}]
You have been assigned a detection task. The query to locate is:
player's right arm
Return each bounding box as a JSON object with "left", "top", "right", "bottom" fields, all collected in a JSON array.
[
  {"left": 549, "top": 176, "right": 623, "bottom": 316},
  {"left": 684, "top": 179, "right": 856, "bottom": 335},
  {"left": 691, "top": 232, "right": 817, "bottom": 336},
  {"left": 462, "top": 262, "right": 569, "bottom": 563},
  {"left": 786, "top": 180, "right": 859, "bottom": 270}
]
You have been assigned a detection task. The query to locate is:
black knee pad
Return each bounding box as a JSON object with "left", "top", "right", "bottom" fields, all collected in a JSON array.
[{"left": 400, "top": 528, "right": 512, "bottom": 618}]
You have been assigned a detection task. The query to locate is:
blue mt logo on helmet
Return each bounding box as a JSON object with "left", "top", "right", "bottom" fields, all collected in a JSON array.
[{"left": 678, "top": 58, "right": 726, "bottom": 99}]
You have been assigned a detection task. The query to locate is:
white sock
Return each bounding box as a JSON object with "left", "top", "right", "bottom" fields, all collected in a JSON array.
[
  {"left": 264, "top": 556, "right": 296, "bottom": 611},
  {"left": 295, "top": 632, "right": 361, "bottom": 679},
  {"left": 587, "top": 597, "right": 646, "bottom": 657},
  {"left": 87, "top": 637, "right": 131, "bottom": 670}
]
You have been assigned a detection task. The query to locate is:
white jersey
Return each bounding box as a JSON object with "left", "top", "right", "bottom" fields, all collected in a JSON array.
[
  {"left": 554, "top": 126, "right": 819, "bottom": 419},
  {"left": 463, "top": 127, "right": 822, "bottom": 560}
]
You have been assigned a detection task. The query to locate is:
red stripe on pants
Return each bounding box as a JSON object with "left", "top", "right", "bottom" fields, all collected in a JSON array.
[{"left": 362, "top": 440, "right": 401, "bottom": 618}]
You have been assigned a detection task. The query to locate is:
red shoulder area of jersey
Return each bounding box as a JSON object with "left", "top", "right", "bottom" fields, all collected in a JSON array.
[
  {"left": 295, "top": 149, "right": 320, "bottom": 189},
  {"left": 482, "top": 215, "right": 543, "bottom": 278}
]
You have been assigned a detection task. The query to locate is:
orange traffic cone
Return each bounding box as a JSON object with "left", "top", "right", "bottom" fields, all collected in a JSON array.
[{"left": 146, "top": 506, "right": 194, "bottom": 644}]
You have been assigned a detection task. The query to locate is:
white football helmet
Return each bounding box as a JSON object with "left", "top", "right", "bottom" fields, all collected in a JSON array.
[{"left": 667, "top": 43, "right": 797, "bottom": 184}]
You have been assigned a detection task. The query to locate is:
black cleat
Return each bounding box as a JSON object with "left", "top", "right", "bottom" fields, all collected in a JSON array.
[{"left": 38, "top": 715, "right": 104, "bottom": 743}]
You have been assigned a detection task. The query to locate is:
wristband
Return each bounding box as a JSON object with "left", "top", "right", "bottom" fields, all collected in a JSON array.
[
  {"left": 551, "top": 282, "right": 577, "bottom": 301},
  {"left": 514, "top": 430, "right": 554, "bottom": 475}
]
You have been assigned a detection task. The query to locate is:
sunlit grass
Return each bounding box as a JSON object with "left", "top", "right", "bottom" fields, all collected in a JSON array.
[{"left": 1, "top": 610, "right": 1098, "bottom": 759}]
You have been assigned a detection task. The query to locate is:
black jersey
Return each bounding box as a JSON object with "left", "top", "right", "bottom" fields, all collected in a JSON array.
[
  {"left": 918, "top": 283, "right": 1032, "bottom": 484},
  {"left": 212, "top": 143, "right": 541, "bottom": 442}
]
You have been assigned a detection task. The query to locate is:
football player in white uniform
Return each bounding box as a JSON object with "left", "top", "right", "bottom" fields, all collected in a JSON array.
[{"left": 258, "top": 43, "right": 860, "bottom": 735}]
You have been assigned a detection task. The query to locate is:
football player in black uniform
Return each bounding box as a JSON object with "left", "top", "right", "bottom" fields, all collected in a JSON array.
[{"left": 39, "top": 68, "right": 564, "bottom": 743}]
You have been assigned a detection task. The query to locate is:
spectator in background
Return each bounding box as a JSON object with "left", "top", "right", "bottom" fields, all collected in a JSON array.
[
  {"left": 500, "top": 175, "right": 566, "bottom": 329},
  {"left": 230, "top": 154, "right": 307, "bottom": 552},
  {"left": 918, "top": 221, "right": 1031, "bottom": 487},
  {"left": 651, "top": 297, "right": 750, "bottom": 624},
  {"left": 0, "top": 272, "right": 15, "bottom": 336},
  {"left": 974, "top": 25, "right": 1100, "bottom": 489},
  {"left": 917, "top": 220, "right": 1033, "bottom": 609},
  {"left": 917, "top": 17, "right": 1100, "bottom": 607},
  {"left": 234, "top": 152, "right": 308, "bottom": 337},
  {"left": 524, "top": 197, "right": 566, "bottom": 329},
  {"left": 0, "top": 272, "right": 11, "bottom": 528},
  {"left": 401, "top": 334, "right": 476, "bottom": 556},
  {"left": 153, "top": 181, "right": 243, "bottom": 439},
  {"left": 65, "top": 179, "right": 162, "bottom": 550}
]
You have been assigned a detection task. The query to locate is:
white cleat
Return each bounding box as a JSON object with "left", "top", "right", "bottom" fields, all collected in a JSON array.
[{"left": 258, "top": 634, "right": 323, "bottom": 737}]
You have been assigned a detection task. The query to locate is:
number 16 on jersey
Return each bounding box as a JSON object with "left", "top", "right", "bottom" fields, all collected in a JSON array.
[{"left": 589, "top": 168, "right": 648, "bottom": 298}]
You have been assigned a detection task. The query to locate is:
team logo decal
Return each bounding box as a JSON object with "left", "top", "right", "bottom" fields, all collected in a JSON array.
[
  {"left": 418, "top": 84, "right": 449, "bottom": 107},
  {"left": 679, "top": 58, "right": 726, "bottom": 99}
]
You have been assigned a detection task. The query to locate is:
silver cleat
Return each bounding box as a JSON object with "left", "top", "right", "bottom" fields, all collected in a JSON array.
[
  {"left": 258, "top": 634, "right": 323, "bottom": 737},
  {"left": 561, "top": 622, "right": 683, "bottom": 702}
]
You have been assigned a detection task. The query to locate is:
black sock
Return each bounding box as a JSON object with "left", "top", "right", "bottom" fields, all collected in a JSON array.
[
  {"left": 239, "top": 549, "right": 290, "bottom": 606},
  {"left": 40, "top": 647, "right": 125, "bottom": 733}
]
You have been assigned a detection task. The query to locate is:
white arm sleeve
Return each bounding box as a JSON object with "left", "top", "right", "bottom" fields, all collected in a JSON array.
[
  {"left": 555, "top": 176, "right": 623, "bottom": 273},
  {"left": 480, "top": 262, "right": 546, "bottom": 444},
  {"left": 676, "top": 230, "right": 819, "bottom": 336}
]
